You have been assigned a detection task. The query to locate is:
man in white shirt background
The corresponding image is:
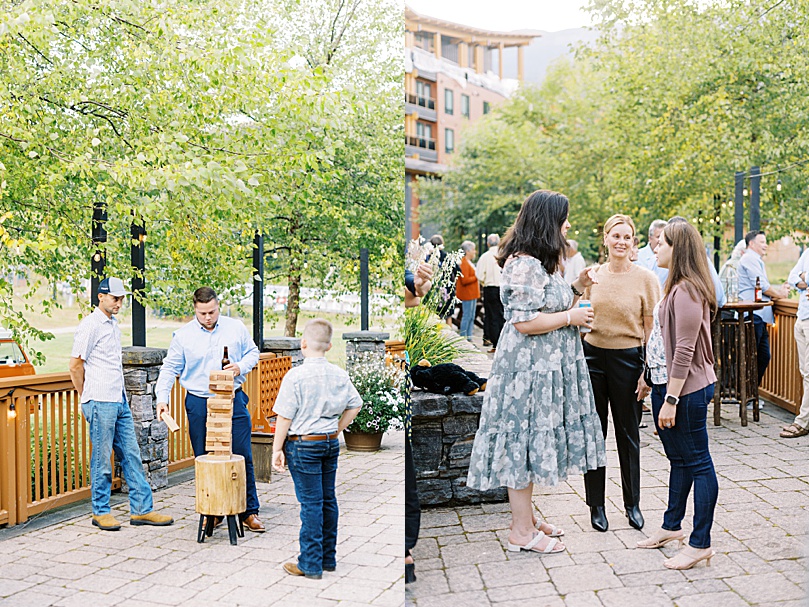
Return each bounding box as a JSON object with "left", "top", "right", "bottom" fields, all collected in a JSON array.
[{"left": 477, "top": 233, "right": 505, "bottom": 353}]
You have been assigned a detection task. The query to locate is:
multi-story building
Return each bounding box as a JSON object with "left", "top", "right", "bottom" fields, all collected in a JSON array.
[{"left": 404, "top": 6, "right": 538, "bottom": 241}]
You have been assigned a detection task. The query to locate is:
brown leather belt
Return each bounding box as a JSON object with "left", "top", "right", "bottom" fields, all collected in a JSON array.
[{"left": 287, "top": 432, "right": 339, "bottom": 442}]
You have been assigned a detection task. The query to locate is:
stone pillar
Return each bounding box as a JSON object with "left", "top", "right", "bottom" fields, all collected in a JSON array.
[
  {"left": 342, "top": 331, "right": 390, "bottom": 366},
  {"left": 263, "top": 337, "right": 303, "bottom": 366},
  {"left": 122, "top": 346, "right": 169, "bottom": 491}
]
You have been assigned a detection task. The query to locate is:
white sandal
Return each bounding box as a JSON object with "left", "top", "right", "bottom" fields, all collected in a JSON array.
[
  {"left": 536, "top": 520, "right": 565, "bottom": 537},
  {"left": 507, "top": 531, "right": 565, "bottom": 555}
]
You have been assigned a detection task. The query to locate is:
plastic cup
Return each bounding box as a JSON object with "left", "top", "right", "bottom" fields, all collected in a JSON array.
[{"left": 578, "top": 299, "right": 592, "bottom": 333}]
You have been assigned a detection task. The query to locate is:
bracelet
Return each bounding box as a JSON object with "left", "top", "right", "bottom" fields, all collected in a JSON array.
[
  {"left": 571, "top": 283, "right": 583, "bottom": 297},
  {"left": 566, "top": 311, "right": 571, "bottom": 326}
]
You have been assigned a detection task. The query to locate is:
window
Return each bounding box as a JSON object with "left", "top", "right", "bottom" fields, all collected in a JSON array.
[
  {"left": 414, "top": 122, "right": 435, "bottom": 149},
  {"left": 412, "top": 81, "right": 434, "bottom": 109},
  {"left": 483, "top": 101, "right": 491, "bottom": 115},
  {"left": 444, "top": 89, "right": 454, "bottom": 115},
  {"left": 445, "top": 128, "right": 455, "bottom": 153},
  {"left": 461, "top": 94, "right": 470, "bottom": 118}
]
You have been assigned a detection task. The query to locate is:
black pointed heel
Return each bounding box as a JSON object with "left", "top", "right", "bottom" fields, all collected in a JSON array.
[
  {"left": 626, "top": 505, "right": 644, "bottom": 530},
  {"left": 590, "top": 506, "right": 609, "bottom": 532}
]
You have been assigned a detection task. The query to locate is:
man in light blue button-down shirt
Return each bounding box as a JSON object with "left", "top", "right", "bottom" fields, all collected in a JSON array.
[
  {"left": 737, "top": 231, "right": 789, "bottom": 386},
  {"left": 155, "top": 287, "right": 263, "bottom": 530},
  {"left": 780, "top": 248, "right": 809, "bottom": 437}
]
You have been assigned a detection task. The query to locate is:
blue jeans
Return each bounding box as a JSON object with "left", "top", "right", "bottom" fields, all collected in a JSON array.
[
  {"left": 81, "top": 400, "right": 154, "bottom": 516},
  {"left": 285, "top": 438, "right": 340, "bottom": 576},
  {"left": 185, "top": 390, "right": 260, "bottom": 517},
  {"left": 460, "top": 299, "right": 476, "bottom": 339},
  {"left": 651, "top": 383, "right": 718, "bottom": 549}
]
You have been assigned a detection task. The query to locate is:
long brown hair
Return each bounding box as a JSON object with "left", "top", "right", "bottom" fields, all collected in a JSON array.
[{"left": 662, "top": 221, "right": 717, "bottom": 314}]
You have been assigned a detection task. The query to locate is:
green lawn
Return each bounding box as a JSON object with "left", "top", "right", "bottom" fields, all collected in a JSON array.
[{"left": 26, "top": 298, "right": 400, "bottom": 374}]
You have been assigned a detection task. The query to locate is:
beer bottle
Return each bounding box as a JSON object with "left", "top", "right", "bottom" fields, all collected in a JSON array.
[
  {"left": 754, "top": 277, "right": 762, "bottom": 302},
  {"left": 221, "top": 346, "right": 230, "bottom": 369}
]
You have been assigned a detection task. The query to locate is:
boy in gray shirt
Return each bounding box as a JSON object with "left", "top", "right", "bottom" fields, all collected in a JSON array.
[{"left": 272, "top": 319, "right": 362, "bottom": 579}]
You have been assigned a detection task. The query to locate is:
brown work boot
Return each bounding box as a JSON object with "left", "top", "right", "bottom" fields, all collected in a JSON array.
[
  {"left": 130, "top": 511, "right": 174, "bottom": 526},
  {"left": 92, "top": 513, "right": 122, "bottom": 531},
  {"left": 283, "top": 562, "right": 322, "bottom": 579},
  {"left": 243, "top": 514, "right": 265, "bottom": 532}
]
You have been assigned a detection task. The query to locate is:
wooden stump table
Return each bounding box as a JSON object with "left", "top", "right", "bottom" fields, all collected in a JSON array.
[{"left": 195, "top": 454, "right": 246, "bottom": 545}]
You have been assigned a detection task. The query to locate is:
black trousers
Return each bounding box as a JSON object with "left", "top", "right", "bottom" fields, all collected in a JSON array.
[
  {"left": 753, "top": 315, "right": 771, "bottom": 385},
  {"left": 582, "top": 341, "right": 644, "bottom": 508},
  {"left": 482, "top": 286, "right": 505, "bottom": 347},
  {"left": 405, "top": 439, "right": 420, "bottom": 553}
]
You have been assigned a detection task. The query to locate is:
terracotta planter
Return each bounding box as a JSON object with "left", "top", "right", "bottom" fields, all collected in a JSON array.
[{"left": 343, "top": 431, "right": 384, "bottom": 452}]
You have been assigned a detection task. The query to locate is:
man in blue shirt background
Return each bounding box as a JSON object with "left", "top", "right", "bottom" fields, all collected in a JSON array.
[{"left": 737, "top": 230, "right": 789, "bottom": 386}]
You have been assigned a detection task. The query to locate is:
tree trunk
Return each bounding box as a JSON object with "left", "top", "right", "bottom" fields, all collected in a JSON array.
[{"left": 285, "top": 265, "right": 301, "bottom": 337}]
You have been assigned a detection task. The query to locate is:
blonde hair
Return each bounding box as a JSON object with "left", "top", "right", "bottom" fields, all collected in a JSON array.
[
  {"left": 603, "top": 214, "right": 636, "bottom": 239},
  {"left": 303, "top": 319, "right": 333, "bottom": 351}
]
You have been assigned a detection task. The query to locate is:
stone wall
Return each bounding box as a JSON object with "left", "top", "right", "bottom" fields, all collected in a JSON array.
[
  {"left": 342, "top": 331, "right": 389, "bottom": 367},
  {"left": 122, "top": 347, "right": 169, "bottom": 491},
  {"left": 263, "top": 337, "right": 303, "bottom": 366},
  {"left": 411, "top": 390, "right": 507, "bottom": 506}
]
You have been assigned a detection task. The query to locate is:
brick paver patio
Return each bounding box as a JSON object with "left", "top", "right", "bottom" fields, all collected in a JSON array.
[
  {"left": 406, "top": 392, "right": 809, "bottom": 606},
  {"left": 0, "top": 432, "right": 405, "bottom": 607}
]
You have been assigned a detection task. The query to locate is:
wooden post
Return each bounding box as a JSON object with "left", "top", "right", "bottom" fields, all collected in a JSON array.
[
  {"left": 498, "top": 42, "right": 504, "bottom": 79},
  {"left": 517, "top": 45, "right": 525, "bottom": 81}
]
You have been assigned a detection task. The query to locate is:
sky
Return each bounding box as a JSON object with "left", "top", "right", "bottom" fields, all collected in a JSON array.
[{"left": 405, "top": 0, "right": 593, "bottom": 33}]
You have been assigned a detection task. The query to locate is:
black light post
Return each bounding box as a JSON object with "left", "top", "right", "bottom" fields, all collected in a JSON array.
[
  {"left": 749, "top": 165, "right": 761, "bottom": 231},
  {"left": 130, "top": 218, "right": 147, "bottom": 347},
  {"left": 253, "top": 232, "right": 264, "bottom": 349},
  {"left": 91, "top": 201, "right": 107, "bottom": 308},
  {"left": 734, "top": 171, "right": 745, "bottom": 245},
  {"left": 360, "top": 248, "right": 369, "bottom": 331}
]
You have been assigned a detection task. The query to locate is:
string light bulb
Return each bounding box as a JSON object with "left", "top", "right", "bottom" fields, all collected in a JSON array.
[
  {"left": 743, "top": 188, "right": 748, "bottom": 197},
  {"left": 8, "top": 403, "right": 16, "bottom": 419},
  {"left": 777, "top": 179, "right": 782, "bottom": 192}
]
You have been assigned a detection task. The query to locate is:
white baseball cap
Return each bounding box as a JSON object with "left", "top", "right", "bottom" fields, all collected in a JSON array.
[{"left": 98, "top": 277, "right": 130, "bottom": 297}]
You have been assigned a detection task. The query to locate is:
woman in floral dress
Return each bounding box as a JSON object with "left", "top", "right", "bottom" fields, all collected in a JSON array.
[{"left": 467, "top": 190, "right": 607, "bottom": 555}]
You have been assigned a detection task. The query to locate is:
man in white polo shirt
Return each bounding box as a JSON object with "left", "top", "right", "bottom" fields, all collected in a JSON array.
[{"left": 69, "top": 277, "right": 173, "bottom": 531}]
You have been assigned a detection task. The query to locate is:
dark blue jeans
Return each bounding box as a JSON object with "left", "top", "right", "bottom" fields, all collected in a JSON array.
[
  {"left": 753, "top": 315, "right": 771, "bottom": 385},
  {"left": 285, "top": 438, "right": 340, "bottom": 576},
  {"left": 651, "top": 383, "right": 718, "bottom": 549},
  {"left": 185, "top": 390, "right": 260, "bottom": 517}
]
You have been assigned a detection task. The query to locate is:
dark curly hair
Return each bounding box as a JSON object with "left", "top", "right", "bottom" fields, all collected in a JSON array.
[{"left": 497, "top": 190, "right": 569, "bottom": 274}]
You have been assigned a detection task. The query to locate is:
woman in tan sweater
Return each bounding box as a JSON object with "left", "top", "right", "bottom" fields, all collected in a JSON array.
[
  {"left": 637, "top": 220, "right": 718, "bottom": 570},
  {"left": 582, "top": 214, "right": 660, "bottom": 533}
]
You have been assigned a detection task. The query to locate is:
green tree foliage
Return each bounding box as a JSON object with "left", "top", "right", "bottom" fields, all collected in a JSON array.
[
  {"left": 422, "top": 0, "right": 809, "bottom": 260},
  {"left": 1, "top": 0, "right": 402, "bottom": 351}
]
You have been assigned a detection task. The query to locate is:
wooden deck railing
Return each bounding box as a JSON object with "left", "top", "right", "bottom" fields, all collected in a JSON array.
[
  {"left": 760, "top": 299, "right": 803, "bottom": 414},
  {"left": 0, "top": 354, "right": 291, "bottom": 527}
]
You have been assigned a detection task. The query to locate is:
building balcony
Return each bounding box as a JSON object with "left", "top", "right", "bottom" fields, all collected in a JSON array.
[
  {"left": 405, "top": 135, "right": 438, "bottom": 163},
  {"left": 406, "top": 93, "right": 436, "bottom": 110}
]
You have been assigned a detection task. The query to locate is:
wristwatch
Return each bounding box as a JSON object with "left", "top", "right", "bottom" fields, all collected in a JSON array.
[
  {"left": 664, "top": 394, "right": 679, "bottom": 406},
  {"left": 571, "top": 283, "right": 583, "bottom": 297}
]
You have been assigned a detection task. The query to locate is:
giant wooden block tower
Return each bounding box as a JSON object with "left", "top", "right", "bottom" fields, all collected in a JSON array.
[
  {"left": 205, "top": 371, "right": 235, "bottom": 458},
  {"left": 194, "top": 369, "right": 246, "bottom": 545}
]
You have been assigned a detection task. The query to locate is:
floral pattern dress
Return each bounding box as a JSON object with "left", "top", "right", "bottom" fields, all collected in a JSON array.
[{"left": 466, "top": 256, "right": 607, "bottom": 491}]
